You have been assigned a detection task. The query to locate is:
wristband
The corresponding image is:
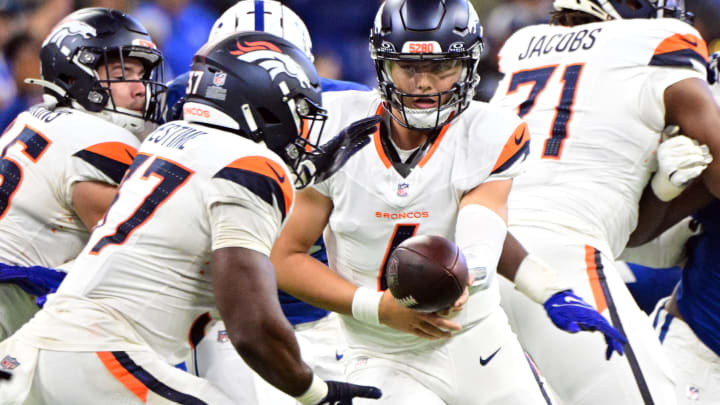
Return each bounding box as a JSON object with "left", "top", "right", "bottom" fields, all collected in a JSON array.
[
  {"left": 513, "top": 254, "right": 570, "bottom": 304},
  {"left": 351, "top": 287, "right": 383, "bottom": 326},
  {"left": 295, "top": 374, "right": 328, "bottom": 405},
  {"left": 650, "top": 172, "right": 684, "bottom": 202}
]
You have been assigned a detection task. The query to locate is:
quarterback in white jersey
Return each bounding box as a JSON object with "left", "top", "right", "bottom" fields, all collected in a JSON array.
[
  {"left": 0, "top": 32, "right": 382, "bottom": 405},
  {"left": 271, "top": 1, "right": 564, "bottom": 404},
  {"left": 491, "top": 1, "right": 720, "bottom": 404},
  {"left": 0, "top": 8, "right": 165, "bottom": 341}
]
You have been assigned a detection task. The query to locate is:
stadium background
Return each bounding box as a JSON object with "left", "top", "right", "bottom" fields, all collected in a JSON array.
[{"left": 1, "top": 0, "right": 719, "bottom": 137}]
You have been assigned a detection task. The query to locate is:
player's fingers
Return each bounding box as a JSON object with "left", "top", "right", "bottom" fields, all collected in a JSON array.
[
  {"left": 411, "top": 324, "right": 448, "bottom": 340},
  {"left": 449, "top": 286, "right": 470, "bottom": 312},
  {"left": 422, "top": 314, "right": 462, "bottom": 332}
]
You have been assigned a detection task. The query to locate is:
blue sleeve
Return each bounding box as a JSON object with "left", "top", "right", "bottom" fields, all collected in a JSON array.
[
  {"left": 320, "top": 77, "right": 372, "bottom": 93},
  {"left": 164, "top": 72, "right": 190, "bottom": 123},
  {"left": 0, "top": 263, "right": 65, "bottom": 297}
]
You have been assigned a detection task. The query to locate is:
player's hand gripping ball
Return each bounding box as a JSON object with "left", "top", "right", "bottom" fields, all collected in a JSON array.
[{"left": 386, "top": 235, "right": 469, "bottom": 313}]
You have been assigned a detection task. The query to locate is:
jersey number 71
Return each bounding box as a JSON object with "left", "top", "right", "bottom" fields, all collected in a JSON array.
[{"left": 505, "top": 63, "right": 585, "bottom": 159}]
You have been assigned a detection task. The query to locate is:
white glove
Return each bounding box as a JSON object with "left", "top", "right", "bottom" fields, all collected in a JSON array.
[{"left": 651, "top": 126, "right": 713, "bottom": 201}]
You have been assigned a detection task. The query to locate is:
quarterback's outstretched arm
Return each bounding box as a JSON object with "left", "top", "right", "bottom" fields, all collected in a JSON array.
[
  {"left": 271, "top": 187, "right": 461, "bottom": 339},
  {"left": 665, "top": 77, "right": 720, "bottom": 198}
]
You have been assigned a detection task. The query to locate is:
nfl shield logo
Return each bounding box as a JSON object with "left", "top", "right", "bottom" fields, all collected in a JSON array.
[
  {"left": 217, "top": 330, "right": 229, "bottom": 343},
  {"left": 213, "top": 72, "right": 227, "bottom": 86},
  {"left": 686, "top": 385, "right": 700, "bottom": 400},
  {"left": 397, "top": 183, "right": 409, "bottom": 197},
  {"left": 1, "top": 355, "right": 19, "bottom": 370}
]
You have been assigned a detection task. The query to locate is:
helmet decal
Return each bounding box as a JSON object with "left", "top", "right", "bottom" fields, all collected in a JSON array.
[
  {"left": 43, "top": 20, "right": 96, "bottom": 48},
  {"left": 231, "top": 40, "right": 312, "bottom": 90}
]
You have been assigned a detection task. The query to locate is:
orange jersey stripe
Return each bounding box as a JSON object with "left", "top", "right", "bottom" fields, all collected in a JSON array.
[
  {"left": 585, "top": 245, "right": 608, "bottom": 314},
  {"left": 372, "top": 104, "right": 392, "bottom": 168},
  {"left": 83, "top": 142, "right": 137, "bottom": 166},
  {"left": 654, "top": 33, "right": 708, "bottom": 60},
  {"left": 226, "top": 156, "right": 293, "bottom": 214},
  {"left": 418, "top": 117, "right": 452, "bottom": 168},
  {"left": 96, "top": 352, "right": 149, "bottom": 402},
  {"left": 492, "top": 122, "right": 530, "bottom": 173}
]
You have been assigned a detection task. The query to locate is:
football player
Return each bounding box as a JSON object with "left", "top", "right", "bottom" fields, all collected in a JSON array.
[
  {"left": 0, "top": 7, "right": 165, "bottom": 341},
  {"left": 270, "top": 1, "right": 624, "bottom": 403},
  {"left": 0, "top": 31, "right": 381, "bottom": 404},
  {"left": 490, "top": 1, "right": 720, "bottom": 404},
  {"left": 648, "top": 52, "right": 720, "bottom": 405},
  {"left": 168, "top": 2, "right": 371, "bottom": 403}
]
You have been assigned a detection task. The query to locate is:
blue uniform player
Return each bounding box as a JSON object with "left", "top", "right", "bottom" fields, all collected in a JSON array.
[{"left": 648, "top": 52, "right": 720, "bottom": 405}]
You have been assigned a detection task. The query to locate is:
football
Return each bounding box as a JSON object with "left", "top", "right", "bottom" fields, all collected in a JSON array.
[{"left": 385, "top": 234, "right": 469, "bottom": 313}]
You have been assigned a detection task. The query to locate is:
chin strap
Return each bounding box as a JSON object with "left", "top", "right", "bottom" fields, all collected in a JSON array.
[{"left": 25, "top": 78, "right": 66, "bottom": 95}]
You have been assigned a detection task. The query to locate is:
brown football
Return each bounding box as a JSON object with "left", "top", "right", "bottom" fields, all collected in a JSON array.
[{"left": 385, "top": 234, "right": 468, "bottom": 313}]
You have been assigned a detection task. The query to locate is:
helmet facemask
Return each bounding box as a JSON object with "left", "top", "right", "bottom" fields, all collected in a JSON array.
[
  {"left": 370, "top": 0, "right": 484, "bottom": 132},
  {"left": 376, "top": 52, "right": 480, "bottom": 131},
  {"left": 83, "top": 46, "right": 166, "bottom": 136},
  {"left": 280, "top": 93, "right": 328, "bottom": 189}
]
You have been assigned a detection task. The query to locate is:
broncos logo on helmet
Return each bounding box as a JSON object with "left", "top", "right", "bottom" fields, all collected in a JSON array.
[
  {"left": 43, "top": 20, "right": 97, "bottom": 48},
  {"left": 230, "top": 40, "right": 313, "bottom": 90}
]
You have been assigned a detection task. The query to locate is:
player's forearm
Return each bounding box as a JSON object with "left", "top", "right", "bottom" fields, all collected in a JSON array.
[
  {"left": 231, "top": 316, "right": 314, "bottom": 396},
  {"left": 497, "top": 232, "right": 528, "bottom": 282},
  {"left": 628, "top": 184, "right": 672, "bottom": 247},
  {"left": 272, "top": 250, "right": 357, "bottom": 315}
]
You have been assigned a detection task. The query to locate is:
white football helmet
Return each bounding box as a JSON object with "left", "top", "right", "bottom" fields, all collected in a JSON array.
[
  {"left": 208, "top": 0, "right": 314, "bottom": 62},
  {"left": 552, "top": 0, "right": 691, "bottom": 21}
]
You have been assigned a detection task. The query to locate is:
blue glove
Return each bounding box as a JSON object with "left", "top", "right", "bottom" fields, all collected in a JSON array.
[
  {"left": 544, "top": 290, "right": 627, "bottom": 360},
  {"left": 317, "top": 381, "right": 382, "bottom": 405}
]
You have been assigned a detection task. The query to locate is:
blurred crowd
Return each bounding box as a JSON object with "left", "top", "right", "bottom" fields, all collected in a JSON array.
[{"left": 1, "top": 0, "right": 720, "bottom": 130}]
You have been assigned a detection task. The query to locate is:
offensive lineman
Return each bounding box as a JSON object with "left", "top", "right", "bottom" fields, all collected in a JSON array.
[
  {"left": 0, "top": 7, "right": 165, "bottom": 341},
  {"left": 491, "top": 1, "right": 720, "bottom": 404},
  {"left": 271, "top": 1, "right": 624, "bottom": 403},
  {"left": 0, "top": 31, "right": 381, "bottom": 404}
]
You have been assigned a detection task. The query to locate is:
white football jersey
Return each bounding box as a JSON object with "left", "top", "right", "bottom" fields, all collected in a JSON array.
[
  {"left": 22, "top": 121, "right": 294, "bottom": 365},
  {"left": 491, "top": 18, "right": 708, "bottom": 256},
  {"left": 315, "top": 91, "right": 529, "bottom": 353},
  {"left": 0, "top": 105, "right": 139, "bottom": 268}
]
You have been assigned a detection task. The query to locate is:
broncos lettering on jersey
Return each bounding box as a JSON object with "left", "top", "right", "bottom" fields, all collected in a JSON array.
[{"left": 314, "top": 90, "right": 529, "bottom": 353}]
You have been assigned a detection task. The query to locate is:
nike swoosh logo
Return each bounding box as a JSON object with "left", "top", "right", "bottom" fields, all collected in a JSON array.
[
  {"left": 564, "top": 296, "right": 586, "bottom": 305},
  {"left": 266, "top": 161, "right": 285, "bottom": 183},
  {"left": 679, "top": 37, "right": 698, "bottom": 47},
  {"left": 335, "top": 350, "right": 344, "bottom": 361},
  {"left": 514, "top": 127, "right": 526, "bottom": 145},
  {"left": 479, "top": 347, "right": 501, "bottom": 366}
]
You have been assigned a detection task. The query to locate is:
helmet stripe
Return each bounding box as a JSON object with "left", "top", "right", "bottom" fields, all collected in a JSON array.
[{"left": 254, "top": 0, "right": 265, "bottom": 31}]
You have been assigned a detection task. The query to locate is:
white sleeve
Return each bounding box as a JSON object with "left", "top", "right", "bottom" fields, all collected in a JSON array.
[
  {"left": 209, "top": 202, "right": 278, "bottom": 255},
  {"left": 637, "top": 67, "right": 706, "bottom": 130}
]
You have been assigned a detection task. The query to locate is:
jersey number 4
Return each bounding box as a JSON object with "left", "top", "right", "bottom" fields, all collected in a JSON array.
[
  {"left": 90, "top": 153, "right": 194, "bottom": 254},
  {"left": 377, "top": 224, "right": 419, "bottom": 291},
  {"left": 0, "top": 124, "right": 51, "bottom": 220},
  {"left": 506, "top": 63, "right": 585, "bottom": 159}
]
